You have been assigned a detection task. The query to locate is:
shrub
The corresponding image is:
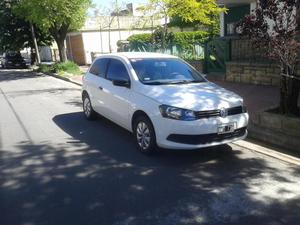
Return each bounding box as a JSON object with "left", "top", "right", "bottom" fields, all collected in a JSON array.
[
  {"left": 127, "top": 33, "right": 152, "bottom": 45},
  {"left": 173, "top": 31, "right": 209, "bottom": 49},
  {"left": 127, "top": 31, "right": 209, "bottom": 48},
  {"left": 52, "top": 61, "right": 81, "bottom": 75},
  {"left": 37, "top": 64, "right": 51, "bottom": 73}
]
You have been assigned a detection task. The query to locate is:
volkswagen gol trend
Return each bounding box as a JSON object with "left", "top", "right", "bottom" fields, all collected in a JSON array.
[{"left": 82, "top": 52, "right": 249, "bottom": 153}]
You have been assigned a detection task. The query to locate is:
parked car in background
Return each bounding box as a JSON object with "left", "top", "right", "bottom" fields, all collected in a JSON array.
[
  {"left": 0, "top": 51, "right": 27, "bottom": 69},
  {"left": 82, "top": 52, "right": 249, "bottom": 154}
]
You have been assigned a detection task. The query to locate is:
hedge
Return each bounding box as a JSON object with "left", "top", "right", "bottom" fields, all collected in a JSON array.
[{"left": 127, "top": 30, "right": 210, "bottom": 48}]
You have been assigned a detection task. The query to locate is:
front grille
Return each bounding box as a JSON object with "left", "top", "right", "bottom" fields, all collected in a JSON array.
[
  {"left": 167, "top": 127, "right": 247, "bottom": 145},
  {"left": 194, "top": 106, "right": 245, "bottom": 119}
]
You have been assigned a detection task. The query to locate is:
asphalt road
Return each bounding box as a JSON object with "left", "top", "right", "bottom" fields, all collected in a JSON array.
[{"left": 0, "top": 69, "right": 299, "bottom": 225}]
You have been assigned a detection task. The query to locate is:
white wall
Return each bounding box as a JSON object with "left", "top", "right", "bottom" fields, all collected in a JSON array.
[{"left": 81, "top": 29, "right": 152, "bottom": 64}]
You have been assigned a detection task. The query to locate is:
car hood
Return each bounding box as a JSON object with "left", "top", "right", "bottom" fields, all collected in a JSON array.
[{"left": 138, "top": 82, "right": 243, "bottom": 111}]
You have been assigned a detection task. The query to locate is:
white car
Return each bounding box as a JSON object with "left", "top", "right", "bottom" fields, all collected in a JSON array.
[{"left": 82, "top": 52, "right": 249, "bottom": 153}]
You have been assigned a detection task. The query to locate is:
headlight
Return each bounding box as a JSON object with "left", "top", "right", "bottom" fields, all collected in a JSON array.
[{"left": 159, "top": 105, "right": 196, "bottom": 121}]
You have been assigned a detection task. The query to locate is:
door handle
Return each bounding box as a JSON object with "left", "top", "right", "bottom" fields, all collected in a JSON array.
[{"left": 98, "top": 86, "right": 103, "bottom": 91}]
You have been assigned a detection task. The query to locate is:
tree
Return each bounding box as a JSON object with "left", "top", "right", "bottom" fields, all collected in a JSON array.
[
  {"left": 140, "top": 0, "right": 224, "bottom": 51},
  {"left": 14, "top": 0, "right": 91, "bottom": 62},
  {"left": 238, "top": 0, "right": 300, "bottom": 115},
  {"left": 0, "top": 0, "right": 52, "bottom": 56}
]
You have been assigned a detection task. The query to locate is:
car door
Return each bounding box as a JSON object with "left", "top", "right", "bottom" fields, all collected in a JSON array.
[
  {"left": 100, "top": 58, "right": 132, "bottom": 130},
  {"left": 84, "top": 58, "right": 109, "bottom": 114}
]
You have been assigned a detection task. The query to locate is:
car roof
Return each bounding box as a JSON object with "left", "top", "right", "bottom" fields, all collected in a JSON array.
[{"left": 100, "top": 52, "right": 178, "bottom": 60}]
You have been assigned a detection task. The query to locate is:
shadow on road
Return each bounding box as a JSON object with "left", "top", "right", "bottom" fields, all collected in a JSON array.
[
  {"left": 1, "top": 114, "right": 300, "bottom": 225},
  {"left": 0, "top": 69, "right": 44, "bottom": 82}
]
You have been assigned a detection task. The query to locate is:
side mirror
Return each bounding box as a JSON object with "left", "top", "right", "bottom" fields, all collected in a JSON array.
[{"left": 112, "top": 79, "right": 131, "bottom": 88}]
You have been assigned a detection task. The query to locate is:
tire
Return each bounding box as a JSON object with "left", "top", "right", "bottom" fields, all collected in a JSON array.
[
  {"left": 133, "top": 116, "right": 157, "bottom": 154},
  {"left": 83, "top": 94, "right": 97, "bottom": 120}
]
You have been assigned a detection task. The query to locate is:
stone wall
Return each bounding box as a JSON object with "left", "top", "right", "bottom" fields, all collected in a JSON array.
[
  {"left": 249, "top": 112, "right": 300, "bottom": 152},
  {"left": 226, "top": 61, "right": 281, "bottom": 86}
]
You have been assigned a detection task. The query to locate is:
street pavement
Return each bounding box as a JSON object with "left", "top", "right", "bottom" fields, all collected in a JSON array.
[{"left": 0, "top": 69, "right": 300, "bottom": 225}]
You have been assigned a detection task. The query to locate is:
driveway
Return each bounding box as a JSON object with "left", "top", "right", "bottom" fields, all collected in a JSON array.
[{"left": 0, "top": 69, "right": 299, "bottom": 225}]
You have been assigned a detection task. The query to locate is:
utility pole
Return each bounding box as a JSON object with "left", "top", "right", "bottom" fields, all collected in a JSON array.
[
  {"left": 30, "top": 23, "right": 41, "bottom": 64},
  {"left": 116, "top": 0, "right": 121, "bottom": 41}
]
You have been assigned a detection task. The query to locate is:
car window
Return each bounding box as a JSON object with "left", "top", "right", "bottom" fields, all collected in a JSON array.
[
  {"left": 130, "top": 58, "right": 205, "bottom": 85},
  {"left": 89, "top": 58, "right": 109, "bottom": 77},
  {"left": 106, "top": 59, "right": 130, "bottom": 81}
]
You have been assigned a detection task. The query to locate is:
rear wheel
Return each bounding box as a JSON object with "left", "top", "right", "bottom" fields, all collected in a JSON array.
[
  {"left": 133, "top": 116, "right": 157, "bottom": 154},
  {"left": 83, "top": 94, "right": 97, "bottom": 120}
]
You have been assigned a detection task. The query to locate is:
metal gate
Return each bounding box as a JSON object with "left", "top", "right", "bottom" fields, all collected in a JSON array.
[{"left": 204, "top": 38, "right": 231, "bottom": 74}]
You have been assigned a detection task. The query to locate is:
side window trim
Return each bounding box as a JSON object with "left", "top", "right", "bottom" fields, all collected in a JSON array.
[{"left": 104, "top": 59, "right": 111, "bottom": 80}]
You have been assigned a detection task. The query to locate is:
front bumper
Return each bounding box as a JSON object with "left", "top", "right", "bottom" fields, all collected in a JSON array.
[{"left": 152, "top": 113, "right": 249, "bottom": 150}]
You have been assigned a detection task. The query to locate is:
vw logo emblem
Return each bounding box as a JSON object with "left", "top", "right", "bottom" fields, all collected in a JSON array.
[{"left": 220, "top": 108, "right": 227, "bottom": 118}]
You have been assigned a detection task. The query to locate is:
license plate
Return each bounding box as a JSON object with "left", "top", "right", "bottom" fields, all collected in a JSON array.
[
  {"left": 218, "top": 123, "right": 235, "bottom": 134},
  {"left": 15, "top": 64, "right": 20, "bottom": 66}
]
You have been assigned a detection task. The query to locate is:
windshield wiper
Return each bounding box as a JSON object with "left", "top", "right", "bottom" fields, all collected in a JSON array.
[
  {"left": 143, "top": 81, "right": 167, "bottom": 85},
  {"left": 165, "top": 80, "right": 204, "bottom": 84}
]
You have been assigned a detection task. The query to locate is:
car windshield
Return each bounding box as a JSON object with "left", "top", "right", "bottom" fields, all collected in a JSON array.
[
  {"left": 6, "top": 52, "right": 23, "bottom": 59},
  {"left": 130, "top": 58, "right": 206, "bottom": 85}
]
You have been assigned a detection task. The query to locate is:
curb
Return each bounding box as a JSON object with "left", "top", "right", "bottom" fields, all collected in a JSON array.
[{"left": 233, "top": 140, "right": 300, "bottom": 166}]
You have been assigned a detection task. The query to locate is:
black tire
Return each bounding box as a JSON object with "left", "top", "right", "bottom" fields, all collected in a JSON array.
[
  {"left": 133, "top": 116, "right": 157, "bottom": 154},
  {"left": 82, "top": 94, "right": 97, "bottom": 120}
]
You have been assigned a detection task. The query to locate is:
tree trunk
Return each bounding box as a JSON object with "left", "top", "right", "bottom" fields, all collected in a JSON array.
[
  {"left": 30, "top": 23, "right": 41, "bottom": 64},
  {"left": 279, "top": 69, "right": 300, "bottom": 115},
  {"left": 56, "top": 38, "right": 67, "bottom": 62}
]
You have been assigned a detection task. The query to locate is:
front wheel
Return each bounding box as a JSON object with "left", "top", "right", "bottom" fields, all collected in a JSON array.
[
  {"left": 83, "top": 94, "right": 97, "bottom": 120},
  {"left": 133, "top": 116, "right": 157, "bottom": 154}
]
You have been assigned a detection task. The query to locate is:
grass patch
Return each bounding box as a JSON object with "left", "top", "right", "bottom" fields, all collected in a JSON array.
[
  {"left": 52, "top": 61, "right": 81, "bottom": 75},
  {"left": 37, "top": 61, "right": 82, "bottom": 76},
  {"left": 37, "top": 64, "right": 52, "bottom": 73}
]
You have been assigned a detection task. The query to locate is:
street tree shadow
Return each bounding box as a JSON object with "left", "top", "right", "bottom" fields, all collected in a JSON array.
[
  {"left": 0, "top": 69, "right": 45, "bottom": 82},
  {"left": 1, "top": 111, "right": 299, "bottom": 225}
]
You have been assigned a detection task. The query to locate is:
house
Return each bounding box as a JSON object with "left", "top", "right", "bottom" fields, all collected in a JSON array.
[
  {"left": 66, "top": 3, "right": 162, "bottom": 65},
  {"left": 218, "top": 0, "right": 257, "bottom": 37},
  {"left": 210, "top": 0, "right": 300, "bottom": 86}
]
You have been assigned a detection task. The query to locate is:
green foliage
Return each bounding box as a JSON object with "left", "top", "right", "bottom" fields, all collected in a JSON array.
[
  {"left": 144, "top": 0, "right": 225, "bottom": 29},
  {"left": 52, "top": 61, "right": 81, "bottom": 75},
  {"left": 14, "top": 0, "right": 91, "bottom": 62},
  {"left": 0, "top": 0, "right": 52, "bottom": 51},
  {"left": 37, "top": 64, "right": 52, "bottom": 73},
  {"left": 128, "top": 31, "right": 209, "bottom": 48},
  {"left": 173, "top": 31, "right": 209, "bottom": 48},
  {"left": 14, "top": 0, "right": 91, "bottom": 32},
  {"left": 38, "top": 61, "right": 81, "bottom": 75},
  {"left": 127, "top": 34, "right": 152, "bottom": 45}
]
